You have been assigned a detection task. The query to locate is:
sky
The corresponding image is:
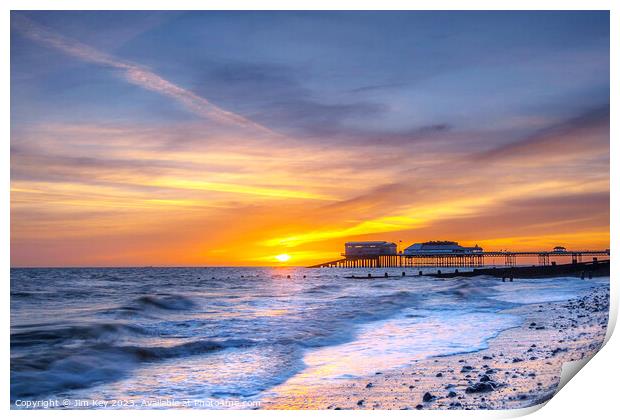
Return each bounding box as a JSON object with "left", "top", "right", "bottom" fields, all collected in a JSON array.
[{"left": 10, "top": 11, "right": 610, "bottom": 267}]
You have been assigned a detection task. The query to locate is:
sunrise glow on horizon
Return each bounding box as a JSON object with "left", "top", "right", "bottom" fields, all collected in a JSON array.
[{"left": 10, "top": 11, "right": 610, "bottom": 267}]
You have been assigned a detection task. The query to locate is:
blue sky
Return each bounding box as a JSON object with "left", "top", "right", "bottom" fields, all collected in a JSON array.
[{"left": 12, "top": 11, "right": 609, "bottom": 133}]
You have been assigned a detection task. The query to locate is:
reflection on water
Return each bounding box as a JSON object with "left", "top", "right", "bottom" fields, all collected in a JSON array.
[{"left": 10, "top": 267, "right": 608, "bottom": 407}]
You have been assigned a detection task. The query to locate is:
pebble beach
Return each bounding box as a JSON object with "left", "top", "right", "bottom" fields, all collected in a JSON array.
[{"left": 263, "top": 283, "right": 609, "bottom": 410}]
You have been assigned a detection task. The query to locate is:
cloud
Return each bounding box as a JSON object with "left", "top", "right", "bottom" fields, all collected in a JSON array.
[
  {"left": 193, "top": 60, "right": 387, "bottom": 138},
  {"left": 474, "top": 105, "right": 609, "bottom": 163},
  {"left": 11, "top": 14, "right": 274, "bottom": 135},
  {"left": 391, "top": 191, "right": 610, "bottom": 246},
  {"left": 11, "top": 121, "right": 352, "bottom": 204},
  {"left": 347, "top": 82, "right": 407, "bottom": 94},
  {"left": 317, "top": 183, "right": 424, "bottom": 222},
  {"left": 9, "top": 12, "right": 610, "bottom": 266},
  {"left": 11, "top": 145, "right": 188, "bottom": 183}
]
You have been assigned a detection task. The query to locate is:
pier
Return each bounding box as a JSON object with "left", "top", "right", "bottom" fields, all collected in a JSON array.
[{"left": 308, "top": 250, "right": 610, "bottom": 268}]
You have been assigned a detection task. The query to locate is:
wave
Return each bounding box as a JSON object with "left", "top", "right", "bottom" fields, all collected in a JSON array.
[
  {"left": 10, "top": 267, "right": 609, "bottom": 405},
  {"left": 11, "top": 336, "right": 256, "bottom": 401},
  {"left": 304, "top": 284, "right": 342, "bottom": 294},
  {"left": 436, "top": 278, "right": 498, "bottom": 300},
  {"left": 11, "top": 291, "right": 33, "bottom": 298},
  {"left": 115, "top": 338, "right": 256, "bottom": 361},
  {"left": 130, "top": 294, "right": 197, "bottom": 311},
  {"left": 11, "top": 345, "right": 138, "bottom": 400},
  {"left": 11, "top": 323, "right": 148, "bottom": 348}
]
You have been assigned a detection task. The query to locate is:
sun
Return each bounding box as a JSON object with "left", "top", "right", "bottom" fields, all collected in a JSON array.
[{"left": 275, "top": 253, "right": 291, "bottom": 263}]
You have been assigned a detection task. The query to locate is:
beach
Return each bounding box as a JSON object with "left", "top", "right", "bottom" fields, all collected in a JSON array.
[
  {"left": 263, "top": 284, "right": 609, "bottom": 410},
  {"left": 10, "top": 268, "right": 609, "bottom": 410}
]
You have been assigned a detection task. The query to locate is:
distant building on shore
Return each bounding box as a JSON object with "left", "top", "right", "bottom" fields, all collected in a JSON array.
[
  {"left": 403, "top": 241, "right": 483, "bottom": 255},
  {"left": 344, "top": 241, "right": 397, "bottom": 257},
  {"left": 553, "top": 246, "right": 567, "bottom": 253}
]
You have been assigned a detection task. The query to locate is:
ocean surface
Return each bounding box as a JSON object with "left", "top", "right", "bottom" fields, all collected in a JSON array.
[{"left": 10, "top": 267, "right": 608, "bottom": 408}]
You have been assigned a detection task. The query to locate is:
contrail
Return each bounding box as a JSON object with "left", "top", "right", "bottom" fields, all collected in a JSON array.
[{"left": 12, "top": 14, "right": 275, "bottom": 135}]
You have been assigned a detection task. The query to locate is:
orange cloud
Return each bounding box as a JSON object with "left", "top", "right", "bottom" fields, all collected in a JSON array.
[{"left": 10, "top": 106, "right": 609, "bottom": 267}]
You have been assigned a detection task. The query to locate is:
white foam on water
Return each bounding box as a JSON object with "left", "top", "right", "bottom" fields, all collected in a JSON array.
[
  {"left": 291, "top": 309, "right": 521, "bottom": 383},
  {"left": 490, "top": 277, "right": 608, "bottom": 304}
]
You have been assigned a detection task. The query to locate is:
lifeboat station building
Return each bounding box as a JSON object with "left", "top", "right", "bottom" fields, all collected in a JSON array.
[{"left": 344, "top": 241, "right": 397, "bottom": 257}]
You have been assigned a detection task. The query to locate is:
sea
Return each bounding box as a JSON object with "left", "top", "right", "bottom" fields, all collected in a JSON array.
[{"left": 10, "top": 267, "right": 608, "bottom": 408}]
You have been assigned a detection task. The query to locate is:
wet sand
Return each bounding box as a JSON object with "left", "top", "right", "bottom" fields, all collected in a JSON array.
[{"left": 262, "top": 284, "right": 609, "bottom": 410}]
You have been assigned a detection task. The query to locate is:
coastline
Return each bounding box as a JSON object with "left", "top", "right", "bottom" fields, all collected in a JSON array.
[{"left": 261, "top": 282, "right": 609, "bottom": 410}]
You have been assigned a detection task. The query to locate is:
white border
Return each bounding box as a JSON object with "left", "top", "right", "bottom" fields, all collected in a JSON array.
[{"left": 3, "top": 2, "right": 617, "bottom": 419}]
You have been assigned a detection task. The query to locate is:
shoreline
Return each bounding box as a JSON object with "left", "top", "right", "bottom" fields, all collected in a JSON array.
[
  {"left": 261, "top": 283, "right": 609, "bottom": 410},
  {"left": 430, "top": 260, "right": 609, "bottom": 279}
]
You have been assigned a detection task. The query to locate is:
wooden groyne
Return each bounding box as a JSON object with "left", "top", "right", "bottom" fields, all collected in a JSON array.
[{"left": 428, "top": 259, "right": 610, "bottom": 280}]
